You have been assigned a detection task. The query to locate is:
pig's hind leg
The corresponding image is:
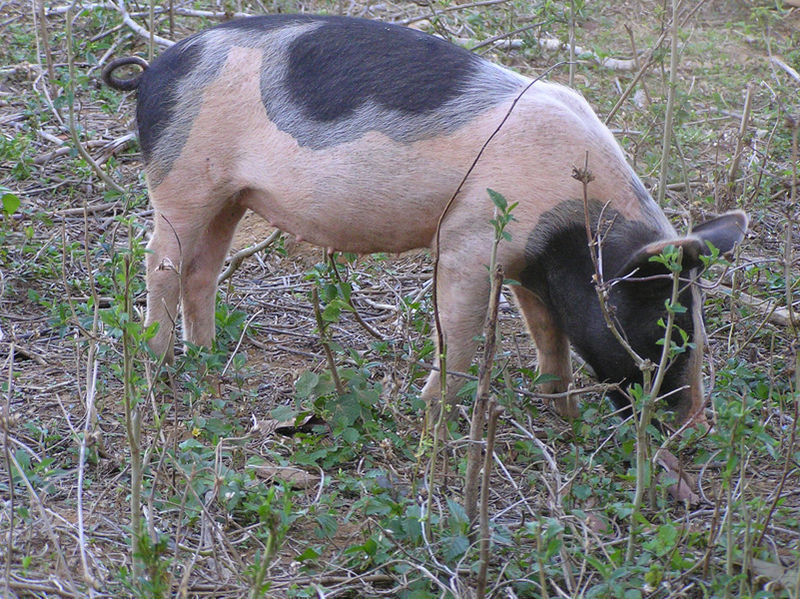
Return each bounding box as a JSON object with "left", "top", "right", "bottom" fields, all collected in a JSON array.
[
  {"left": 510, "top": 286, "right": 577, "bottom": 419},
  {"left": 180, "top": 198, "right": 247, "bottom": 350},
  {"left": 145, "top": 191, "right": 246, "bottom": 359},
  {"left": 145, "top": 210, "right": 187, "bottom": 361}
]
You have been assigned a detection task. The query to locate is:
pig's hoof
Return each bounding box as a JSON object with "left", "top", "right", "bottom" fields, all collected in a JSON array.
[
  {"left": 551, "top": 396, "right": 580, "bottom": 421},
  {"left": 656, "top": 450, "right": 702, "bottom": 506},
  {"left": 686, "top": 412, "right": 710, "bottom": 435}
]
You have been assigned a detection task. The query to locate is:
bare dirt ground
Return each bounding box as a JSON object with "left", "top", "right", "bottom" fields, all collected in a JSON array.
[{"left": 0, "top": 1, "right": 799, "bottom": 598}]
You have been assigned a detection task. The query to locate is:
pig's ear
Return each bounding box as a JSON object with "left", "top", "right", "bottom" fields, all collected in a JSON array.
[
  {"left": 615, "top": 210, "right": 748, "bottom": 280},
  {"left": 691, "top": 210, "right": 748, "bottom": 255},
  {"left": 615, "top": 237, "right": 705, "bottom": 279}
]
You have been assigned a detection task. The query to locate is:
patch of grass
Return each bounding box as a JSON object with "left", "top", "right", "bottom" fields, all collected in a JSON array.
[
  {"left": 1, "top": 2, "right": 797, "bottom": 597},
  {"left": 0, "top": 132, "right": 35, "bottom": 180}
]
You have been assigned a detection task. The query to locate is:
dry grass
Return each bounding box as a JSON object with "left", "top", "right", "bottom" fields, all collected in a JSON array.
[{"left": 0, "top": 1, "right": 798, "bottom": 597}]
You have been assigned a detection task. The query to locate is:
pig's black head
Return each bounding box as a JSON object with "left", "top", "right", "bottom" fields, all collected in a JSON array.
[{"left": 520, "top": 200, "right": 747, "bottom": 427}]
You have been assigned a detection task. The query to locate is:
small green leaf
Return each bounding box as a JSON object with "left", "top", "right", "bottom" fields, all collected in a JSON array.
[
  {"left": 270, "top": 404, "right": 297, "bottom": 422},
  {"left": 295, "top": 371, "right": 320, "bottom": 398},
  {"left": 487, "top": 188, "right": 507, "bottom": 211},
  {"left": 446, "top": 497, "right": 469, "bottom": 526},
  {"left": 442, "top": 534, "right": 469, "bottom": 561},
  {"left": 342, "top": 426, "right": 360, "bottom": 444},
  {"left": 295, "top": 546, "right": 321, "bottom": 562},
  {"left": 2, "top": 191, "right": 20, "bottom": 215},
  {"left": 322, "top": 300, "right": 343, "bottom": 322}
]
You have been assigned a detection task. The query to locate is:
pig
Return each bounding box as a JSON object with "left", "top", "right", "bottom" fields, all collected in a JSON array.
[{"left": 102, "top": 14, "right": 747, "bottom": 429}]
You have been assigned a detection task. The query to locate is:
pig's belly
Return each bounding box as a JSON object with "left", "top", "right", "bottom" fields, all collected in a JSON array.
[{"left": 238, "top": 131, "right": 473, "bottom": 254}]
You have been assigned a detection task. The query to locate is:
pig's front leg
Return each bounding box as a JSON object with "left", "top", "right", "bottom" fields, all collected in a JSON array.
[
  {"left": 510, "top": 285, "right": 577, "bottom": 419},
  {"left": 419, "top": 249, "right": 492, "bottom": 426}
]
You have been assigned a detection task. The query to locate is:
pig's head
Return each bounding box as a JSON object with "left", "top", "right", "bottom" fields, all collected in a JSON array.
[{"left": 521, "top": 201, "right": 748, "bottom": 429}]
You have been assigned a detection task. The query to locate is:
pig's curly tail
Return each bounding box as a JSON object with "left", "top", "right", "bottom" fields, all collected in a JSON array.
[{"left": 101, "top": 56, "right": 149, "bottom": 91}]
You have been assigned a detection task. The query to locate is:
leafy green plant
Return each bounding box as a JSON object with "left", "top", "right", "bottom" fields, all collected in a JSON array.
[
  {"left": 247, "top": 485, "right": 301, "bottom": 598},
  {"left": 0, "top": 134, "right": 34, "bottom": 180},
  {"left": 119, "top": 525, "right": 172, "bottom": 599},
  {"left": 1, "top": 186, "right": 20, "bottom": 218},
  {"left": 290, "top": 365, "right": 387, "bottom": 469}
]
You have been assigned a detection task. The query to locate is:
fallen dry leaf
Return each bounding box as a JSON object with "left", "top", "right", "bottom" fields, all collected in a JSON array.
[
  {"left": 736, "top": 556, "right": 800, "bottom": 592},
  {"left": 252, "top": 413, "right": 328, "bottom": 438},
  {"left": 251, "top": 464, "right": 321, "bottom": 489}
]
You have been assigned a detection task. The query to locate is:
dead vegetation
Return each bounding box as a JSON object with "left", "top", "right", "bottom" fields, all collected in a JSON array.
[{"left": 0, "top": 1, "right": 799, "bottom": 597}]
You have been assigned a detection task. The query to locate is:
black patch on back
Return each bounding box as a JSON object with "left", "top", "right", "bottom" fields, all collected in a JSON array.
[
  {"left": 136, "top": 37, "right": 205, "bottom": 163},
  {"left": 131, "top": 14, "right": 522, "bottom": 179},
  {"left": 213, "top": 13, "right": 319, "bottom": 31},
  {"left": 285, "top": 17, "right": 480, "bottom": 121},
  {"left": 134, "top": 15, "right": 306, "bottom": 174},
  {"left": 520, "top": 200, "right": 696, "bottom": 414}
]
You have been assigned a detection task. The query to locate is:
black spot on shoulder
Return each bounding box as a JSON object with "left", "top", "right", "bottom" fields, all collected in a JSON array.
[
  {"left": 285, "top": 17, "right": 481, "bottom": 121},
  {"left": 136, "top": 36, "right": 205, "bottom": 163}
]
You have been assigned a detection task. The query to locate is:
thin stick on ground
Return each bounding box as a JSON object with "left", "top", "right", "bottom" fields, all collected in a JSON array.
[
  {"left": 568, "top": 0, "right": 575, "bottom": 87},
  {"left": 625, "top": 24, "right": 651, "bottom": 106},
  {"left": 604, "top": 55, "right": 656, "bottom": 126},
  {"left": 726, "top": 83, "right": 754, "bottom": 200},
  {"left": 65, "top": 3, "right": 126, "bottom": 194},
  {"left": 148, "top": 0, "right": 155, "bottom": 61},
  {"left": 311, "top": 286, "right": 345, "bottom": 396},
  {"left": 464, "top": 263, "right": 504, "bottom": 525},
  {"left": 3, "top": 343, "right": 15, "bottom": 599},
  {"left": 784, "top": 115, "right": 798, "bottom": 335},
  {"left": 476, "top": 400, "right": 503, "bottom": 599},
  {"left": 656, "top": 0, "right": 679, "bottom": 208},
  {"left": 35, "top": 0, "right": 55, "bottom": 82},
  {"left": 400, "top": 0, "right": 511, "bottom": 25},
  {"left": 218, "top": 229, "right": 282, "bottom": 284},
  {"left": 77, "top": 360, "right": 99, "bottom": 592},
  {"left": 113, "top": 0, "right": 174, "bottom": 47},
  {"left": 470, "top": 21, "right": 547, "bottom": 52},
  {"left": 327, "top": 255, "right": 383, "bottom": 341},
  {"left": 121, "top": 253, "right": 144, "bottom": 581}
]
